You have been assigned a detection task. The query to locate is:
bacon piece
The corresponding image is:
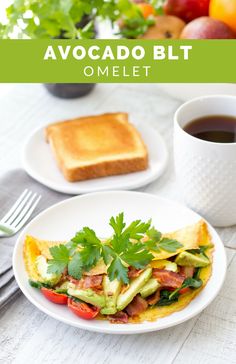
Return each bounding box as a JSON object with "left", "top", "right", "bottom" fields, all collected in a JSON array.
[
  {"left": 108, "top": 311, "right": 129, "bottom": 324},
  {"left": 179, "top": 266, "right": 195, "bottom": 278},
  {"left": 67, "top": 275, "right": 103, "bottom": 290},
  {"left": 152, "top": 269, "right": 185, "bottom": 289},
  {"left": 67, "top": 275, "right": 81, "bottom": 285},
  {"left": 126, "top": 295, "right": 148, "bottom": 317},
  {"left": 128, "top": 267, "right": 143, "bottom": 279},
  {"left": 146, "top": 289, "right": 161, "bottom": 306},
  {"left": 83, "top": 275, "right": 103, "bottom": 289}
]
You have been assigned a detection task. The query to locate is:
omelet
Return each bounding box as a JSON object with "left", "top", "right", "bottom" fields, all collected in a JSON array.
[{"left": 23, "top": 219, "right": 213, "bottom": 323}]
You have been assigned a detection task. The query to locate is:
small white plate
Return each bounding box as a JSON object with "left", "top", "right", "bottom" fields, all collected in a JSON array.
[
  {"left": 22, "top": 124, "right": 168, "bottom": 195},
  {"left": 13, "top": 191, "right": 226, "bottom": 335}
]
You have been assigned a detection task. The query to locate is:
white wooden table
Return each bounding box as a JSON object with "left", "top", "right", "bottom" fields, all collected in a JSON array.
[{"left": 0, "top": 83, "right": 235, "bottom": 364}]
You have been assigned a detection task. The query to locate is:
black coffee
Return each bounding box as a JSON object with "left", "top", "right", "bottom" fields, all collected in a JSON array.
[{"left": 184, "top": 115, "right": 236, "bottom": 143}]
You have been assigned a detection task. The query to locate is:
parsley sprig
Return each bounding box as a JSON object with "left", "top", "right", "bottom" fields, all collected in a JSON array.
[
  {"left": 47, "top": 213, "right": 183, "bottom": 284},
  {"left": 145, "top": 227, "right": 183, "bottom": 253}
]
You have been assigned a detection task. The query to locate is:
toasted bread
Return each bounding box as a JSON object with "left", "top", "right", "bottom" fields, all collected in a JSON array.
[{"left": 45, "top": 112, "right": 148, "bottom": 182}]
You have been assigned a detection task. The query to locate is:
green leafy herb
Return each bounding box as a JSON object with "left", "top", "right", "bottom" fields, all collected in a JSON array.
[
  {"left": 157, "top": 238, "right": 183, "bottom": 253},
  {"left": 157, "top": 290, "right": 180, "bottom": 306},
  {"left": 123, "top": 219, "right": 152, "bottom": 240},
  {"left": 169, "top": 277, "right": 203, "bottom": 300},
  {"left": 146, "top": 227, "right": 183, "bottom": 253},
  {"left": 108, "top": 213, "right": 153, "bottom": 283},
  {"left": 28, "top": 280, "right": 51, "bottom": 289},
  {"left": 47, "top": 244, "right": 70, "bottom": 275},
  {"left": 188, "top": 244, "right": 213, "bottom": 259},
  {"left": 29, "top": 279, "right": 43, "bottom": 289},
  {"left": 107, "top": 256, "right": 129, "bottom": 284},
  {"left": 109, "top": 213, "right": 126, "bottom": 237},
  {"left": 193, "top": 268, "right": 201, "bottom": 280},
  {"left": 156, "top": 276, "right": 203, "bottom": 306},
  {"left": 1, "top": 0, "right": 150, "bottom": 39},
  {"left": 46, "top": 213, "right": 182, "bottom": 285},
  {"left": 70, "top": 227, "right": 104, "bottom": 275},
  {"left": 68, "top": 252, "right": 83, "bottom": 279},
  {"left": 119, "top": 17, "right": 155, "bottom": 38}
]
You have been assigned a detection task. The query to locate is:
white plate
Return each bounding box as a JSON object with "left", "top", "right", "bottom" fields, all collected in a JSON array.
[
  {"left": 22, "top": 124, "right": 168, "bottom": 195},
  {"left": 13, "top": 191, "right": 226, "bottom": 335}
]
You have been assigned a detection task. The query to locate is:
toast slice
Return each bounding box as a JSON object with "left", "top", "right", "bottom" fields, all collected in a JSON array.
[{"left": 45, "top": 112, "right": 148, "bottom": 182}]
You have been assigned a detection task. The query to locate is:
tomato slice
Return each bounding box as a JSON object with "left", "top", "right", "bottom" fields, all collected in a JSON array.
[
  {"left": 41, "top": 287, "right": 68, "bottom": 305},
  {"left": 67, "top": 298, "right": 100, "bottom": 320},
  {"left": 179, "top": 287, "right": 191, "bottom": 295}
]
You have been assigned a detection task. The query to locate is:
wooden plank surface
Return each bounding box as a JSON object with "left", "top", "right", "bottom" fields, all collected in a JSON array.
[{"left": 0, "top": 84, "right": 235, "bottom": 364}]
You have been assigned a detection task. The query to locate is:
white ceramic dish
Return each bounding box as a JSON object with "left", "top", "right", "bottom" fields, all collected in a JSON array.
[
  {"left": 22, "top": 124, "right": 168, "bottom": 195},
  {"left": 13, "top": 191, "right": 226, "bottom": 334}
]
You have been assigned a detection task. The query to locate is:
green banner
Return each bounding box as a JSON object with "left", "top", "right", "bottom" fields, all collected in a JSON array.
[{"left": 0, "top": 39, "right": 235, "bottom": 83}]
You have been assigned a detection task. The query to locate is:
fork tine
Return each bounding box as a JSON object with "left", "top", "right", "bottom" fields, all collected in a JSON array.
[
  {"left": 13, "top": 195, "right": 41, "bottom": 231},
  {"left": 1, "top": 189, "right": 29, "bottom": 223},
  {"left": 3, "top": 190, "right": 32, "bottom": 225},
  {"left": 11, "top": 193, "right": 38, "bottom": 227}
]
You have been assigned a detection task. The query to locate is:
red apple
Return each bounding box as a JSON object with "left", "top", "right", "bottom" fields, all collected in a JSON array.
[
  {"left": 181, "top": 16, "right": 236, "bottom": 39},
  {"left": 164, "top": 0, "right": 210, "bottom": 23}
]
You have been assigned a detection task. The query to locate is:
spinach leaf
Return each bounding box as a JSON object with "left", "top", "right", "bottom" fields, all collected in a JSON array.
[{"left": 157, "top": 290, "right": 180, "bottom": 306}]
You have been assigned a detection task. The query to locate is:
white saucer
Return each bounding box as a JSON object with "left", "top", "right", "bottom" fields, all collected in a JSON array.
[{"left": 22, "top": 124, "right": 168, "bottom": 194}]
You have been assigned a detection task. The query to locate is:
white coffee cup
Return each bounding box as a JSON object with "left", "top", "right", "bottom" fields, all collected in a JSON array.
[{"left": 174, "top": 95, "right": 236, "bottom": 227}]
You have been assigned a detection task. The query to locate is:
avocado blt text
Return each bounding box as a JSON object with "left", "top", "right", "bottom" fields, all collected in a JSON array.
[
  {"left": 44, "top": 44, "right": 192, "bottom": 78},
  {"left": 44, "top": 45, "right": 192, "bottom": 61}
]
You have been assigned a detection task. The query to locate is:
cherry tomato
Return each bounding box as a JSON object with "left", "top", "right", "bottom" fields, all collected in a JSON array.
[
  {"left": 41, "top": 287, "right": 68, "bottom": 305},
  {"left": 67, "top": 298, "right": 100, "bottom": 320}
]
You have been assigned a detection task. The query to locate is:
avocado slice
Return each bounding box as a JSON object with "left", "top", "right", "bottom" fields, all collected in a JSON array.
[
  {"left": 175, "top": 251, "right": 209, "bottom": 268},
  {"left": 117, "top": 268, "right": 152, "bottom": 311},
  {"left": 151, "top": 259, "right": 178, "bottom": 272},
  {"left": 139, "top": 278, "right": 160, "bottom": 298},
  {"left": 101, "top": 276, "right": 122, "bottom": 315},
  {"left": 68, "top": 283, "right": 106, "bottom": 308},
  {"left": 36, "top": 255, "right": 61, "bottom": 286}
]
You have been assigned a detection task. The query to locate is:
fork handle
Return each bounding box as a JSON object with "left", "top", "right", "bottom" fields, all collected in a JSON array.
[{"left": 0, "top": 224, "right": 14, "bottom": 235}]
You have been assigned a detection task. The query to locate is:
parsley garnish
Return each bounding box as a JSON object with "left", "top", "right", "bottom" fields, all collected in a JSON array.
[
  {"left": 47, "top": 213, "right": 183, "bottom": 284},
  {"left": 47, "top": 244, "right": 69, "bottom": 275},
  {"left": 146, "top": 227, "right": 183, "bottom": 253}
]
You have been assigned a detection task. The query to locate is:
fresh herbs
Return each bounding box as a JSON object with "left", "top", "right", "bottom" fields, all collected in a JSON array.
[
  {"left": 169, "top": 277, "right": 203, "bottom": 300},
  {"left": 156, "top": 276, "right": 203, "bottom": 306},
  {"left": 47, "top": 245, "right": 70, "bottom": 275},
  {"left": 28, "top": 279, "right": 51, "bottom": 289},
  {"left": 188, "top": 244, "right": 213, "bottom": 259},
  {"left": 1, "top": 0, "right": 155, "bottom": 39},
  {"left": 119, "top": 17, "right": 155, "bottom": 38},
  {"left": 145, "top": 227, "right": 183, "bottom": 253},
  {"left": 157, "top": 289, "right": 180, "bottom": 306},
  {"left": 47, "top": 212, "right": 183, "bottom": 284},
  {"left": 107, "top": 213, "right": 153, "bottom": 283}
]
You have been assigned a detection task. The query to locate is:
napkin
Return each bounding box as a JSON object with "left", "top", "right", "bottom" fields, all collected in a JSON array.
[{"left": 0, "top": 169, "right": 71, "bottom": 310}]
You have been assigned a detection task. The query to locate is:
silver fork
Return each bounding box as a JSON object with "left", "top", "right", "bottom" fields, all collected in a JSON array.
[{"left": 0, "top": 189, "right": 41, "bottom": 237}]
